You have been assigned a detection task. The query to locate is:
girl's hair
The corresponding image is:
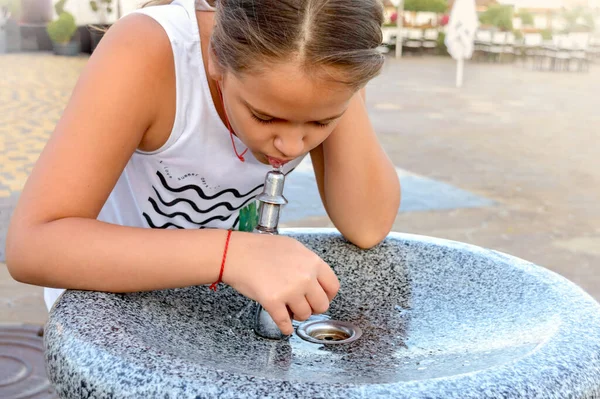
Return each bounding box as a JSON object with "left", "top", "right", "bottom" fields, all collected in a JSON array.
[{"left": 145, "top": 0, "right": 384, "bottom": 90}]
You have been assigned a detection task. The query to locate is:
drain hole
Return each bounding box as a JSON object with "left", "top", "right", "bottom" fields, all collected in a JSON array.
[
  {"left": 310, "top": 328, "right": 351, "bottom": 342},
  {"left": 297, "top": 320, "right": 362, "bottom": 344}
]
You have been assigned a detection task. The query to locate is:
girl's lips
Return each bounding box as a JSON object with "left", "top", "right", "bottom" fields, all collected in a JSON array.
[{"left": 267, "top": 156, "right": 290, "bottom": 168}]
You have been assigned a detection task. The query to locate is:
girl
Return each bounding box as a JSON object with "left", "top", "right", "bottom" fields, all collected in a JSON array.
[{"left": 6, "top": 0, "right": 400, "bottom": 335}]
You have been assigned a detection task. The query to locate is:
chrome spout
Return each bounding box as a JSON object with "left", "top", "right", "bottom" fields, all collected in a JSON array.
[{"left": 253, "top": 168, "right": 290, "bottom": 340}]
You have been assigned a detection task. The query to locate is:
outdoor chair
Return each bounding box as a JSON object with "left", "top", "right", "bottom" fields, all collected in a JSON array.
[
  {"left": 474, "top": 30, "right": 493, "bottom": 62},
  {"left": 404, "top": 28, "right": 424, "bottom": 55},
  {"left": 522, "top": 33, "right": 545, "bottom": 70},
  {"left": 422, "top": 29, "right": 438, "bottom": 54}
]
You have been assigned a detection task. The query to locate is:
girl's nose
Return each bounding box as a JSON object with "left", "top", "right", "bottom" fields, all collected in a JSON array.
[{"left": 273, "top": 129, "right": 305, "bottom": 159}]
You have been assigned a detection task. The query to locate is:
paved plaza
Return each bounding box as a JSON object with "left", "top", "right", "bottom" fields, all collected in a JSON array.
[{"left": 1, "top": 52, "right": 600, "bottom": 328}]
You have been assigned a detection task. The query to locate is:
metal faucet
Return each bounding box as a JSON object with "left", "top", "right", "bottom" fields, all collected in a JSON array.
[{"left": 253, "top": 167, "right": 291, "bottom": 340}]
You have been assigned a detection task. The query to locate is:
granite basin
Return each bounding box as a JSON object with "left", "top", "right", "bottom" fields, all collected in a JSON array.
[{"left": 45, "top": 229, "right": 600, "bottom": 398}]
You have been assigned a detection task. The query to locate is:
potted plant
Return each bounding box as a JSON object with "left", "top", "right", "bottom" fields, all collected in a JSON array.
[
  {"left": 46, "top": 3, "right": 80, "bottom": 57},
  {"left": 89, "top": 0, "right": 121, "bottom": 52}
]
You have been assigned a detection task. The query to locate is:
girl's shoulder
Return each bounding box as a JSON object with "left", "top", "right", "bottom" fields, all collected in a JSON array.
[
  {"left": 100, "top": 13, "right": 174, "bottom": 79},
  {"left": 90, "top": 13, "right": 178, "bottom": 151}
]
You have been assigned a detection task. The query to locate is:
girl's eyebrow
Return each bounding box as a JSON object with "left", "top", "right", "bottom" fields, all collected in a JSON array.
[{"left": 243, "top": 100, "right": 347, "bottom": 123}]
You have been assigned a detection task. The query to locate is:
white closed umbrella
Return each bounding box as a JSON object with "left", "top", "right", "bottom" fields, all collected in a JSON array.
[
  {"left": 389, "top": 0, "right": 404, "bottom": 59},
  {"left": 445, "top": 0, "right": 479, "bottom": 88}
]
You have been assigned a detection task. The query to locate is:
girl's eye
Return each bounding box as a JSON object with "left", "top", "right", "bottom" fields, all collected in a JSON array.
[
  {"left": 314, "top": 121, "right": 331, "bottom": 128},
  {"left": 251, "top": 112, "right": 331, "bottom": 128},
  {"left": 251, "top": 114, "right": 274, "bottom": 125}
]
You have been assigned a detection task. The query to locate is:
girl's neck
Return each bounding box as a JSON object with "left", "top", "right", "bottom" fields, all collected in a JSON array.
[{"left": 196, "top": 11, "right": 229, "bottom": 130}]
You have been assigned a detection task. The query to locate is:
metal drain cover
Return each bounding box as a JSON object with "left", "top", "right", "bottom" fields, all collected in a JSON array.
[
  {"left": 0, "top": 324, "right": 57, "bottom": 399},
  {"left": 296, "top": 320, "right": 362, "bottom": 345}
]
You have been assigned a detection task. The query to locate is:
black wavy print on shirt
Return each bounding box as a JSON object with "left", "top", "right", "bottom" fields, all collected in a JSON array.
[
  {"left": 143, "top": 171, "right": 264, "bottom": 229},
  {"left": 143, "top": 168, "right": 296, "bottom": 230}
]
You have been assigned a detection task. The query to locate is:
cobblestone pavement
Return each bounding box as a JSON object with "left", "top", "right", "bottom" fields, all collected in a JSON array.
[
  {"left": 0, "top": 54, "right": 88, "bottom": 197},
  {"left": 1, "top": 54, "right": 89, "bottom": 327},
  {"left": 1, "top": 53, "right": 600, "bottom": 329}
]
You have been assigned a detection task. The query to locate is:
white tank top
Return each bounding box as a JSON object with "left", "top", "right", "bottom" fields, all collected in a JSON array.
[{"left": 44, "top": 0, "right": 305, "bottom": 310}]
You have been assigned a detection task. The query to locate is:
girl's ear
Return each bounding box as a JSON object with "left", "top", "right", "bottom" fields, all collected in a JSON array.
[{"left": 207, "top": 45, "right": 224, "bottom": 83}]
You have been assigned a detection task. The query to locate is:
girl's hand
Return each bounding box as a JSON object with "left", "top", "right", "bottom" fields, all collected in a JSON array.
[{"left": 223, "top": 232, "right": 340, "bottom": 335}]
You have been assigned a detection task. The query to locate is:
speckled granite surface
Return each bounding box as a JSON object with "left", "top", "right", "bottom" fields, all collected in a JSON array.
[{"left": 45, "top": 229, "right": 600, "bottom": 398}]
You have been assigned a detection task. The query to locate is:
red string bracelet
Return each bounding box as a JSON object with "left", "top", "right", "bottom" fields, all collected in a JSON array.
[{"left": 210, "top": 229, "right": 232, "bottom": 291}]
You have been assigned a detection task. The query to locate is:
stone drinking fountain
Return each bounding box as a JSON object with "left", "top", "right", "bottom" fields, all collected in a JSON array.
[{"left": 44, "top": 168, "right": 600, "bottom": 398}]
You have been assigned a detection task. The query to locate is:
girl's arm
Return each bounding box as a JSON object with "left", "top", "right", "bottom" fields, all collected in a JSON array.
[
  {"left": 6, "top": 14, "right": 222, "bottom": 291},
  {"left": 310, "top": 89, "right": 401, "bottom": 249}
]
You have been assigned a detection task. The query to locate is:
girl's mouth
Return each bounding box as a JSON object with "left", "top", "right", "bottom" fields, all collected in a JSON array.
[{"left": 267, "top": 156, "right": 290, "bottom": 168}]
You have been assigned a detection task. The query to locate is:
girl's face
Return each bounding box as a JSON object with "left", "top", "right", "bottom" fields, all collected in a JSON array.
[{"left": 209, "top": 59, "right": 356, "bottom": 166}]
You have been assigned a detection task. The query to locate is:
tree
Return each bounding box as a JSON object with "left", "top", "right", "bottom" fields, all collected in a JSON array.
[
  {"left": 561, "top": 6, "right": 595, "bottom": 32},
  {"left": 517, "top": 10, "right": 534, "bottom": 26},
  {"left": 480, "top": 4, "right": 513, "bottom": 31},
  {"left": 404, "top": 0, "right": 448, "bottom": 14}
]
